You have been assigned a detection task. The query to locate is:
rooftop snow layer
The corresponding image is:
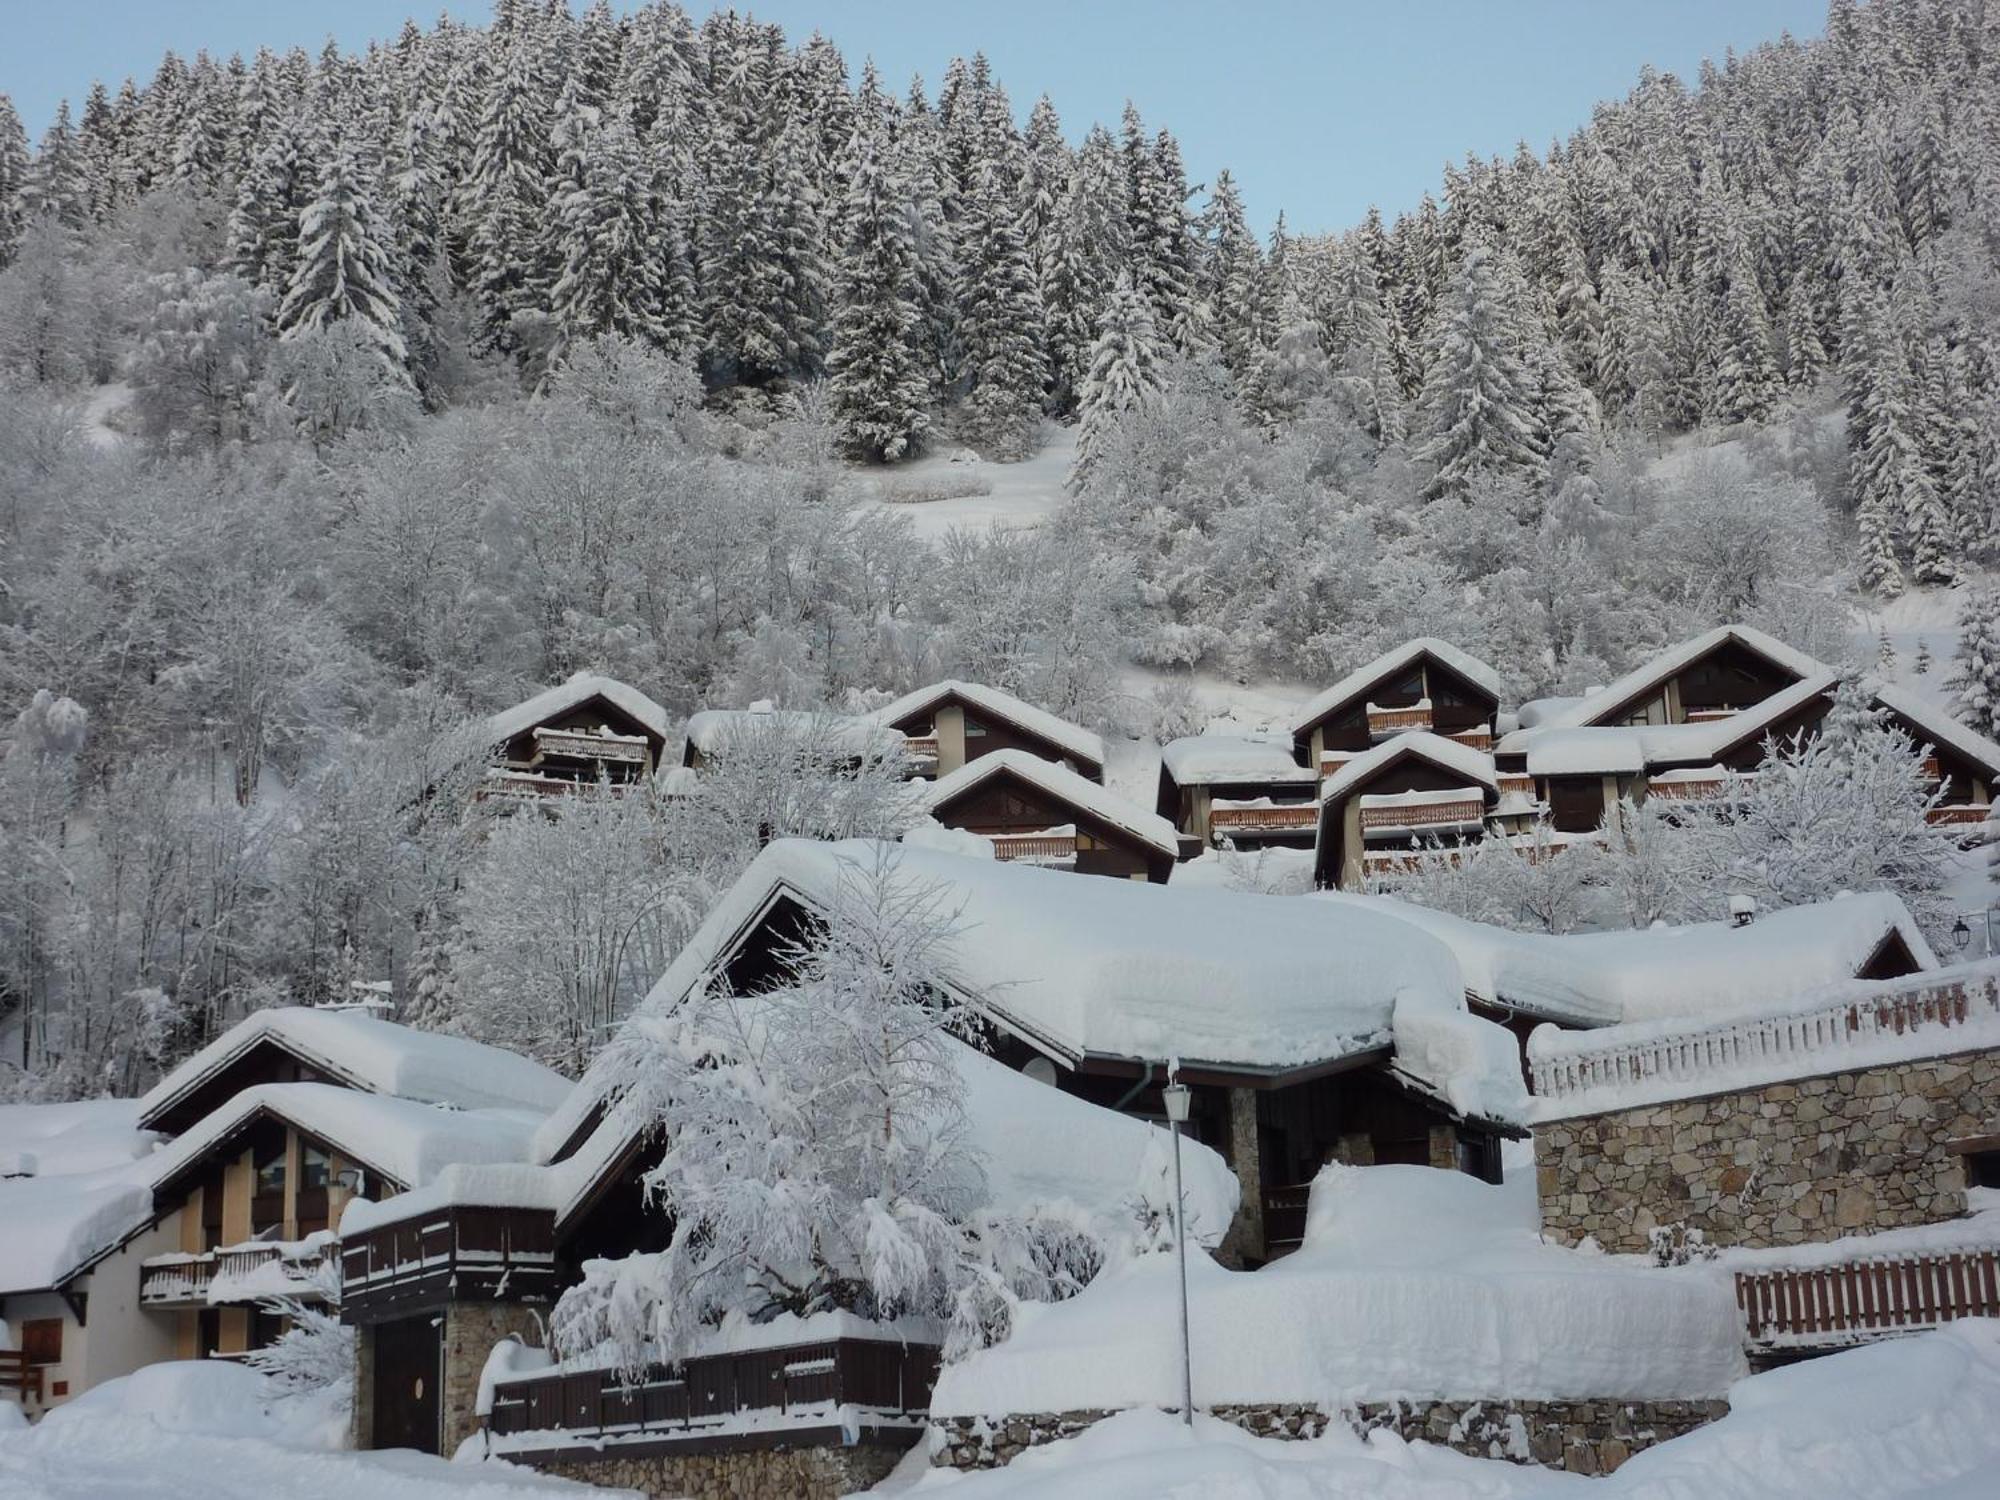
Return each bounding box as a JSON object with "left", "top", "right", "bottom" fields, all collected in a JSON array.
[
  {"left": 138, "top": 1007, "right": 571, "bottom": 1129},
  {"left": 920, "top": 749, "right": 1179, "bottom": 856},
  {"left": 1497, "top": 672, "right": 1839, "bottom": 767},
  {"left": 868, "top": 680, "right": 1106, "bottom": 769},
  {"left": 1540, "top": 625, "right": 1826, "bottom": 730},
  {"left": 1288, "top": 639, "right": 1504, "bottom": 739},
  {"left": 1320, "top": 731, "right": 1498, "bottom": 806},
  {"left": 1157, "top": 733, "right": 1317, "bottom": 786},
  {"left": 1872, "top": 680, "right": 2000, "bottom": 776},
  {"left": 682, "top": 707, "right": 906, "bottom": 760},
  {"left": 481, "top": 671, "right": 673, "bottom": 748},
  {"left": 0, "top": 1163, "right": 155, "bottom": 1295},
  {"left": 1313, "top": 889, "right": 1935, "bottom": 1027}
]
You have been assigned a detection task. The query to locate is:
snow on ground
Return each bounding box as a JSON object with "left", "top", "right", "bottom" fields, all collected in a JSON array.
[
  {"left": 0, "top": 1362, "right": 634, "bottom": 1500},
  {"left": 79, "top": 382, "right": 133, "bottom": 450},
  {"left": 891, "top": 1321, "right": 2000, "bottom": 1500},
  {"left": 859, "top": 427, "right": 1077, "bottom": 541},
  {"left": 931, "top": 1166, "right": 1743, "bottom": 1421}
]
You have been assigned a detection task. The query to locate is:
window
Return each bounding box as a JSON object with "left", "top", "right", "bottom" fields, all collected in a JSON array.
[
  {"left": 1967, "top": 1150, "right": 2000, "bottom": 1191},
  {"left": 251, "top": 1138, "right": 286, "bottom": 1236},
  {"left": 254, "top": 1144, "right": 286, "bottom": 1197},
  {"left": 300, "top": 1144, "right": 330, "bottom": 1192},
  {"left": 963, "top": 714, "right": 987, "bottom": 738},
  {"left": 297, "top": 1143, "right": 332, "bottom": 1236},
  {"left": 21, "top": 1318, "right": 62, "bottom": 1366}
]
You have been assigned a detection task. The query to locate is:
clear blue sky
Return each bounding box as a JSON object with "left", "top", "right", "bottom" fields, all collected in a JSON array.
[{"left": 1, "top": 0, "right": 1829, "bottom": 234}]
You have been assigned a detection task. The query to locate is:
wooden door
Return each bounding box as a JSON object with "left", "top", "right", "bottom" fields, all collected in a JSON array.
[{"left": 371, "top": 1315, "right": 442, "bottom": 1454}]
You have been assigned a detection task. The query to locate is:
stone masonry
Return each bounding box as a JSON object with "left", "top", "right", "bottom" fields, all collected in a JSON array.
[
  {"left": 932, "top": 1398, "right": 1727, "bottom": 1476},
  {"left": 442, "top": 1302, "right": 547, "bottom": 1458},
  {"left": 520, "top": 1439, "right": 910, "bottom": 1499},
  {"left": 1538, "top": 1048, "right": 2000, "bottom": 1254}
]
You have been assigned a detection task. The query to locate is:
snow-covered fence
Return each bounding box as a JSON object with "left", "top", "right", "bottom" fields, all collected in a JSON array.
[
  {"left": 1736, "top": 1247, "right": 2000, "bottom": 1348},
  {"left": 1529, "top": 965, "right": 2000, "bottom": 1104},
  {"left": 138, "top": 1238, "right": 340, "bottom": 1307}
]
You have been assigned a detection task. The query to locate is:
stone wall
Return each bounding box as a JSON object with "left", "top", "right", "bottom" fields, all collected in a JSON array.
[
  {"left": 516, "top": 1439, "right": 910, "bottom": 1499},
  {"left": 441, "top": 1302, "right": 548, "bottom": 1458},
  {"left": 1537, "top": 1049, "right": 2000, "bottom": 1254},
  {"left": 932, "top": 1398, "right": 1727, "bottom": 1475}
]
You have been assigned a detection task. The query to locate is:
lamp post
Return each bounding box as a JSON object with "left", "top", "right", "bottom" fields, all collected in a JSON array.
[{"left": 1161, "top": 1072, "right": 1194, "bottom": 1430}]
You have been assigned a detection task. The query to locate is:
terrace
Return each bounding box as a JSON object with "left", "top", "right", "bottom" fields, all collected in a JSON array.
[{"left": 139, "top": 1237, "right": 340, "bottom": 1309}]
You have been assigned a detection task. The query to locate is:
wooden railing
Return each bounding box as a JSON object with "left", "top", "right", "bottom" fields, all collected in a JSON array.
[
  {"left": 1262, "top": 1183, "right": 1313, "bottom": 1256},
  {"left": 1736, "top": 1247, "right": 2000, "bottom": 1348},
  {"left": 1319, "top": 752, "right": 1359, "bottom": 781},
  {"left": 1920, "top": 753, "right": 1943, "bottom": 783},
  {"left": 1356, "top": 796, "right": 1486, "bottom": 833},
  {"left": 1646, "top": 773, "right": 1731, "bottom": 801},
  {"left": 141, "top": 1239, "right": 340, "bottom": 1307},
  {"left": 1684, "top": 707, "right": 1740, "bottom": 724},
  {"left": 477, "top": 769, "right": 638, "bottom": 802},
  {"left": 1497, "top": 772, "right": 1537, "bottom": 800},
  {"left": 1209, "top": 804, "right": 1318, "bottom": 835},
  {"left": 1926, "top": 803, "right": 1990, "bottom": 828},
  {"left": 0, "top": 1350, "right": 42, "bottom": 1406},
  {"left": 1367, "top": 704, "right": 1432, "bottom": 736},
  {"left": 903, "top": 735, "right": 940, "bottom": 763},
  {"left": 341, "top": 1205, "right": 558, "bottom": 1320},
  {"left": 486, "top": 1337, "right": 939, "bottom": 1452},
  {"left": 1447, "top": 728, "right": 1494, "bottom": 752},
  {"left": 531, "top": 727, "right": 649, "bottom": 766},
  {"left": 1530, "top": 970, "right": 2000, "bottom": 1102},
  {"left": 987, "top": 832, "right": 1078, "bottom": 862}
]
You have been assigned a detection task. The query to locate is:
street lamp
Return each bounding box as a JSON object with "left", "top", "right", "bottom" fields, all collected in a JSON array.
[
  {"left": 1161, "top": 1071, "right": 1194, "bottom": 1430},
  {"left": 1953, "top": 915, "right": 1973, "bottom": 953}
]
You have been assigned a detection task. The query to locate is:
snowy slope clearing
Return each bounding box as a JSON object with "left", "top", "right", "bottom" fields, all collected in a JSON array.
[
  {"left": 887, "top": 1321, "right": 2000, "bottom": 1499},
  {"left": 860, "top": 427, "right": 1076, "bottom": 540},
  {"left": 0, "top": 1362, "right": 632, "bottom": 1500}
]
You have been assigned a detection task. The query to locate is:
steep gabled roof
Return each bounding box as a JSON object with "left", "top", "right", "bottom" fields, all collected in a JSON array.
[
  {"left": 1498, "top": 672, "right": 1839, "bottom": 772},
  {"left": 869, "top": 680, "right": 1106, "bottom": 770},
  {"left": 920, "top": 749, "right": 1179, "bottom": 858},
  {"left": 1319, "top": 731, "right": 1499, "bottom": 807},
  {"left": 1289, "top": 639, "right": 1504, "bottom": 741},
  {"left": 1540, "top": 625, "right": 1825, "bottom": 730},
  {"left": 482, "top": 672, "right": 674, "bottom": 748},
  {"left": 1871, "top": 681, "right": 2000, "bottom": 781},
  {"left": 138, "top": 1008, "right": 570, "bottom": 1134}
]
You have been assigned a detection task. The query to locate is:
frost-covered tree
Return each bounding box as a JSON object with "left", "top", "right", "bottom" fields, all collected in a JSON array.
[
  {"left": 277, "top": 143, "right": 407, "bottom": 375},
  {"left": 1069, "top": 275, "right": 1162, "bottom": 492},
  {"left": 1951, "top": 587, "right": 2000, "bottom": 740},
  {"left": 547, "top": 850, "right": 1099, "bottom": 1371},
  {"left": 827, "top": 141, "right": 930, "bottom": 462},
  {"left": 1413, "top": 241, "right": 1544, "bottom": 500},
  {"left": 0, "top": 94, "right": 28, "bottom": 268},
  {"left": 955, "top": 167, "right": 1045, "bottom": 460},
  {"left": 129, "top": 269, "right": 272, "bottom": 450}
]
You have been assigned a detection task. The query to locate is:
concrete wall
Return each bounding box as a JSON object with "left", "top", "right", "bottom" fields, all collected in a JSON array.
[
  {"left": 1, "top": 1216, "right": 181, "bottom": 1413},
  {"left": 1537, "top": 1048, "right": 2000, "bottom": 1253}
]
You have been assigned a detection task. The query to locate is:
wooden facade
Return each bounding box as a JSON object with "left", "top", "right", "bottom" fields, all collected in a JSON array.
[
  {"left": 1293, "top": 649, "right": 1500, "bottom": 769},
  {"left": 481, "top": 691, "right": 666, "bottom": 803},
  {"left": 1314, "top": 743, "right": 1498, "bottom": 891},
  {"left": 340, "top": 1206, "right": 559, "bottom": 1323},
  {"left": 926, "top": 763, "right": 1174, "bottom": 883},
  {"left": 879, "top": 689, "right": 1103, "bottom": 783}
]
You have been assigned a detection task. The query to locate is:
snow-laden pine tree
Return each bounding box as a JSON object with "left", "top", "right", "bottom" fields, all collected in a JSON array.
[
  {"left": 1195, "top": 168, "right": 1263, "bottom": 384},
  {"left": 1413, "top": 240, "right": 1545, "bottom": 500},
  {"left": 1246, "top": 289, "right": 1333, "bottom": 431},
  {"left": 22, "top": 101, "right": 90, "bottom": 229},
  {"left": 546, "top": 850, "right": 1098, "bottom": 1371},
  {"left": 1042, "top": 123, "right": 1127, "bottom": 415},
  {"left": 955, "top": 165, "right": 1045, "bottom": 460},
  {"left": 0, "top": 94, "right": 26, "bottom": 269},
  {"left": 827, "top": 139, "right": 931, "bottom": 462},
  {"left": 548, "top": 112, "right": 672, "bottom": 366},
  {"left": 277, "top": 142, "right": 407, "bottom": 373},
  {"left": 226, "top": 113, "right": 315, "bottom": 298},
  {"left": 1069, "top": 274, "right": 1163, "bottom": 492},
  {"left": 1951, "top": 587, "right": 2000, "bottom": 740}
]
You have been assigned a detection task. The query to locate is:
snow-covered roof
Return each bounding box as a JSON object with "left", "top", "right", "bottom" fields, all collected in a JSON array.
[
  {"left": 919, "top": 749, "right": 1179, "bottom": 857},
  {"left": 1541, "top": 625, "right": 1826, "bottom": 730},
  {"left": 682, "top": 707, "right": 906, "bottom": 760},
  {"left": 0, "top": 1101, "right": 162, "bottom": 1296},
  {"left": 868, "top": 680, "right": 1106, "bottom": 769},
  {"left": 147, "top": 1082, "right": 548, "bottom": 1196},
  {"left": 1157, "top": 733, "right": 1317, "bottom": 787},
  {"left": 1497, "top": 672, "right": 1838, "bottom": 769},
  {"left": 1871, "top": 681, "right": 2000, "bottom": 777},
  {"left": 1319, "top": 731, "right": 1499, "bottom": 807},
  {"left": 481, "top": 672, "right": 673, "bottom": 748},
  {"left": 1313, "top": 889, "right": 1935, "bottom": 1028},
  {"left": 138, "top": 1008, "right": 572, "bottom": 1131},
  {"left": 1288, "top": 639, "right": 1504, "bottom": 740}
]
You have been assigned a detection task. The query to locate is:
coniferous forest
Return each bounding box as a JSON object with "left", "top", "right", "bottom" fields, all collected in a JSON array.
[{"left": 4, "top": 0, "right": 2000, "bottom": 1094}]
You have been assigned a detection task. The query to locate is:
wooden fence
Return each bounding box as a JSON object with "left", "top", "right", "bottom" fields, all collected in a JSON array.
[
  {"left": 1736, "top": 1247, "right": 2000, "bottom": 1347},
  {"left": 0, "top": 1350, "right": 41, "bottom": 1405},
  {"left": 1530, "top": 969, "right": 2000, "bottom": 1102}
]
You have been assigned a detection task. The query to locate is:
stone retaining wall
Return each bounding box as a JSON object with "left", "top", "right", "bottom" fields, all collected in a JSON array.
[
  {"left": 442, "top": 1302, "right": 546, "bottom": 1458},
  {"left": 1537, "top": 1049, "right": 1999, "bottom": 1254},
  {"left": 932, "top": 1398, "right": 1727, "bottom": 1475},
  {"left": 512, "top": 1440, "right": 908, "bottom": 1499}
]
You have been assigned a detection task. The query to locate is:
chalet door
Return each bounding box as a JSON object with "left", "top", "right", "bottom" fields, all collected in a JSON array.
[
  {"left": 372, "top": 1315, "right": 442, "bottom": 1454},
  {"left": 1545, "top": 777, "right": 1605, "bottom": 834}
]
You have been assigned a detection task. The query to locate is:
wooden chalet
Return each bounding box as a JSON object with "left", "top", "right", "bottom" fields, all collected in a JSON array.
[
  {"left": 1312, "top": 732, "right": 1501, "bottom": 890},
  {"left": 1156, "top": 733, "right": 1321, "bottom": 853},
  {"left": 870, "top": 680, "right": 1107, "bottom": 783},
  {"left": 915, "top": 748, "right": 1179, "bottom": 882},
  {"left": 0, "top": 1010, "right": 566, "bottom": 1417},
  {"left": 1289, "top": 639, "right": 1503, "bottom": 781},
  {"left": 477, "top": 673, "right": 674, "bottom": 804}
]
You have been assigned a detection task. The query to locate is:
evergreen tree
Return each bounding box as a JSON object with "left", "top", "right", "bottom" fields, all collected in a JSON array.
[
  {"left": 549, "top": 113, "right": 672, "bottom": 363},
  {"left": 278, "top": 142, "right": 407, "bottom": 373},
  {"left": 0, "top": 94, "right": 26, "bottom": 268},
  {"left": 22, "top": 101, "right": 89, "bottom": 228},
  {"left": 1042, "top": 124, "right": 1127, "bottom": 414},
  {"left": 1196, "top": 168, "right": 1263, "bottom": 383},
  {"left": 226, "top": 113, "right": 315, "bottom": 298},
  {"left": 466, "top": 36, "right": 552, "bottom": 344},
  {"left": 1951, "top": 588, "right": 2000, "bottom": 739},
  {"left": 827, "top": 140, "right": 929, "bottom": 461},
  {"left": 1414, "top": 241, "right": 1544, "bottom": 500},
  {"left": 1069, "top": 274, "right": 1163, "bottom": 491},
  {"left": 956, "top": 166, "right": 1045, "bottom": 460}
]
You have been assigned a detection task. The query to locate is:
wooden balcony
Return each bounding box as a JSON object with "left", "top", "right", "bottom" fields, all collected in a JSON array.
[
  {"left": 1361, "top": 846, "right": 1466, "bottom": 876},
  {"left": 0, "top": 1350, "right": 42, "bottom": 1406},
  {"left": 341, "top": 1205, "right": 558, "bottom": 1322},
  {"left": 1209, "top": 803, "right": 1319, "bottom": 837},
  {"left": 486, "top": 1336, "right": 939, "bottom": 1458},
  {"left": 1921, "top": 753, "right": 1943, "bottom": 783},
  {"left": 1318, "top": 751, "right": 1359, "bottom": 781},
  {"left": 1356, "top": 794, "right": 1486, "bottom": 834},
  {"left": 1366, "top": 703, "right": 1432, "bottom": 737},
  {"left": 1736, "top": 1246, "right": 2000, "bottom": 1351},
  {"left": 530, "top": 726, "right": 649, "bottom": 767},
  {"left": 1446, "top": 726, "right": 1494, "bottom": 752},
  {"left": 986, "top": 831, "right": 1077, "bottom": 862},
  {"left": 1646, "top": 771, "right": 1732, "bottom": 801},
  {"left": 1497, "top": 772, "right": 1538, "bottom": 801},
  {"left": 1926, "top": 803, "right": 1990, "bottom": 829},
  {"left": 140, "top": 1239, "right": 340, "bottom": 1309},
  {"left": 1683, "top": 707, "right": 1740, "bottom": 724},
  {"left": 476, "top": 768, "right": 636, "bottom": 803},
  {"left": 902, "top": 734, "right": 940, "bottom": 763}
]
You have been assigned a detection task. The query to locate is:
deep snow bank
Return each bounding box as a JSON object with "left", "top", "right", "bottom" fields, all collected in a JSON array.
[{"left": 930, "top": 1166, "right": 1743, "bottom": 1417}]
